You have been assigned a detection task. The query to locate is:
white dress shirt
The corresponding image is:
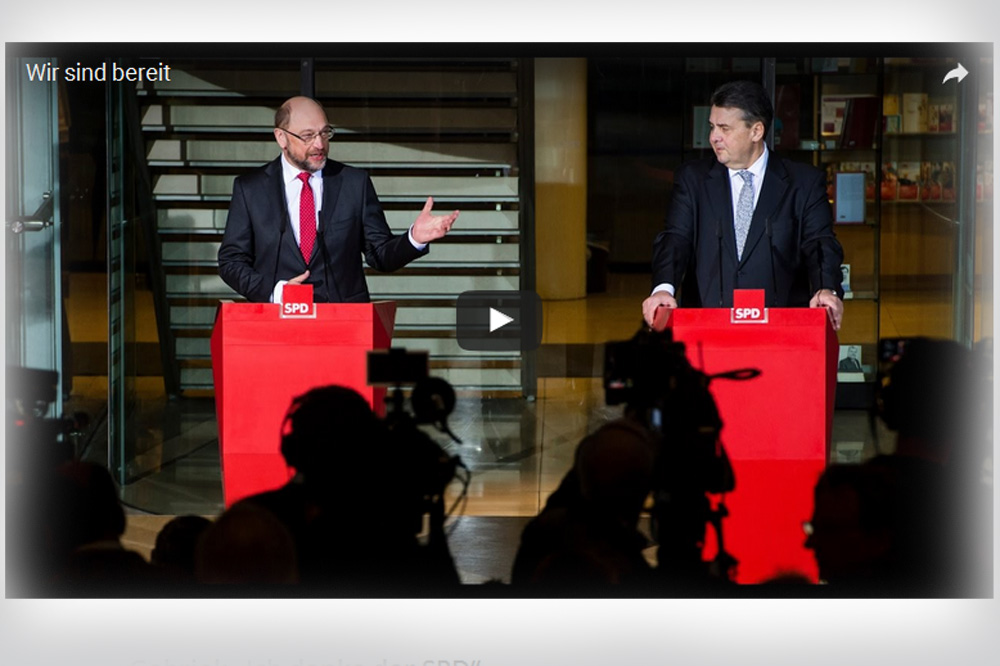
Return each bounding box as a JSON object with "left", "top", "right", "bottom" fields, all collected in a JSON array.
[
  {"left": 280, "top": 153, "right": 322, "bottom": 246},
  {"left": 271, "top": 154, "right": 426, "bottom": 303}
]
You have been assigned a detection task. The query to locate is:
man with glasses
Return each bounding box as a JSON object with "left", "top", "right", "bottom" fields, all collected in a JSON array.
[{"left": 218, "top": 96, "right": 459, "bottom": 303}]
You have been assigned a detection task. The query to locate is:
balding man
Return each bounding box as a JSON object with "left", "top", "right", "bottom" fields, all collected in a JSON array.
[{"left": 218, "top": 96, "right": 459, "bottom": 303}]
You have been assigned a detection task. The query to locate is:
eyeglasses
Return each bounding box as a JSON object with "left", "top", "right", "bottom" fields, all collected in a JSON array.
[{"left": 279, "top": 126, "right": 335, "bottom": 143}]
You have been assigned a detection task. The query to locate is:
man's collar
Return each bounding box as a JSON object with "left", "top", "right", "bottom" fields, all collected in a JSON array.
[
  {"left": 279, "top": 153, "right": 323, "bottom": 182},
  {"left": 728, "top": 145, "right": 768, "bottom": 179}
]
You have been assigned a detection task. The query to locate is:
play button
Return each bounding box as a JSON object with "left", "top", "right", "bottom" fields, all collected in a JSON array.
[
  {"left": 456, "top": 290, "right": 543, "bottom": 352},
  {"left": 489, "top": 308, "right": 514, "bottom": 333}
]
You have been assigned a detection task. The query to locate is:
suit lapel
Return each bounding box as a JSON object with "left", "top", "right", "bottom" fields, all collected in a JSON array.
[
  {"left": 317, "top": 163, "right": 344, "bottom": 299},
  {"left": 740, "top": 153, "right": 789, "bottom": 266},
  {"left": 706, "top": 161, "right": 737, "bottom": 263},
  {"left": 319, "top": 163, "right": 343, "bottom": 247}
]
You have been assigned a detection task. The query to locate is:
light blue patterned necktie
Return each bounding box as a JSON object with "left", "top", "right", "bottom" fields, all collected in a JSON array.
[{"left": 735, "top": 170, "right": 754, "bottom": 260}]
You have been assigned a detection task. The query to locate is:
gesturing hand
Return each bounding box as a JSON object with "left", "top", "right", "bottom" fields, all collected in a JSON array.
[{"left": 410, "top": 197, "right": 460, "bottom": 244}]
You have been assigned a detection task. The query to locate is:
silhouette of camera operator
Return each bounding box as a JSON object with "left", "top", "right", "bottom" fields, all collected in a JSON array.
[
  {"left": 236, "top": 384, "right": 460, "bottom": 594},
  {"left": 805, "top": 463, "right": 897, "bottom": 592},
  {"left": 511, "top": 419, "right": 656, "bottom": 591},
  {"left": 806, "top": 338, "right": 992, "bottom": 596},
  {"left": 866, "top": 338, "right": 992, "bottom": 596},
  {"left": 40, "top": 461, "right": 156, "bottom": 595}
]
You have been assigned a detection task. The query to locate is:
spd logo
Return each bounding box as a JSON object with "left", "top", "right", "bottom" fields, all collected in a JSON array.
[
  {"left": 280, "top": 283, "right": 316, "bottom": 319},
  {"left": 730, "top": 289, "right": 768, "bottom": 324}
]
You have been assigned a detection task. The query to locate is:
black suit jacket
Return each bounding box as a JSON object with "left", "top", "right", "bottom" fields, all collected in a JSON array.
[
  {"left": 218, "top": 157, "right": 426, "bottom": 303},
  {"left": 651, "top": 153, "right": 844, "bottom": 308}
]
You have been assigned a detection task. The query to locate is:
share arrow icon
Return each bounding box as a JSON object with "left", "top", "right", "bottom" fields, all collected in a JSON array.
[{"left": 943, "top": 63, "right": 969, "bottom": 84}]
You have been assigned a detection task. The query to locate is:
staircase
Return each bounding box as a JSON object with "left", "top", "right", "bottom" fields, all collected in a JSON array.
[{"left": 136, "top": 57, "right": 532, "bottom": 396}]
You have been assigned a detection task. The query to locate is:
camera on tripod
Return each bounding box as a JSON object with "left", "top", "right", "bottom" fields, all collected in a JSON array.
[
  {"left": 603, "top": 326, "right": 753, "bottom": 582},
  {"left": 366, "top": 348, "right": 468, "bottom": 532},
  {"left": 6, "top": 366, "right": 86, "bottom": 478}
]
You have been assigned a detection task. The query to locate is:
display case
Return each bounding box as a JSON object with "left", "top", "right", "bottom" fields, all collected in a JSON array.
[
  {"left": 773, "top": 53, "right": 989, "bottom": 408},
  {"left": 775, "top": 57, "right": 881, "bottom": 407},
  {"left": 674, "top": 52, "right": 988, "bottom": 408}
]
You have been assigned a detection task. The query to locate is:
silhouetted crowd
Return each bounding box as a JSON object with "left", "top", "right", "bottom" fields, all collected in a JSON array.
[{"left": 5, "top": 337, "right": 992, "bottom": 597}]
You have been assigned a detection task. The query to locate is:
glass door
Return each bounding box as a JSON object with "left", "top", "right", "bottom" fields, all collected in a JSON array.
[
  {"left": 6, "top": 56, "right": 64, "bottom": 416},
  {"left": 106, "top": 66, "right": 140, "bottom": 485}
]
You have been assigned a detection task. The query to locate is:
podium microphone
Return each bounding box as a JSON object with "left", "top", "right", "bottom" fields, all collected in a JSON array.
[
  {"left": 315, "top": 216, "right": 342, "bottom": 302},
  {"left": 272, "top": 211, "right": 288, "bottom": 296},
  {"left": 765, "top": 216, "right": 777, "bottom": 308},
  {"left": 716, "top": 218, "right": 724, "bottom": 307}
]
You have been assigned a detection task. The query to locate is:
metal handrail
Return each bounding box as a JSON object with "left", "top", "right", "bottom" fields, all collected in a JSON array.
[{"left": 119, "top": 72, "right": 182, "bottom": 396}]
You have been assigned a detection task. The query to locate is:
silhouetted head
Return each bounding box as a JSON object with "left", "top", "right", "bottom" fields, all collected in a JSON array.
[
  {"left": 195, "top": 503, "right": 298, "bottom": 585},
  {"left": 575, "top": 419, "right": 656, "bottom": 524},
  {"left": 279, "top": 385, "right": 386, "bottom": 479},
  {"left": 878, "top": 337, "right": 984, "bottom": 461},
  {"left": 805, "top": 464, "right": 894, "bottom": 586},
  {"left": 48, "top": 461, "right": 126, "bottom": 550},
  {"left": 151, "top": 515, "right": 212, "bottom": 575}
]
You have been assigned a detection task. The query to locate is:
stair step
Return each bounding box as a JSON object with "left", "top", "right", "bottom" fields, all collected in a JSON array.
[
  {"left": 146, "top": 137, "right": 515, "bottom": 165},
  {"left": 143, "top": 105, "right": 516, "bottom": 132}
]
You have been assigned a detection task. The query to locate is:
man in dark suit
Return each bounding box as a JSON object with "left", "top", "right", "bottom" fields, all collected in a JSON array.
[
  {"left": 218, "top": 96, "right": 459, "bottom": 303},
  {"left": 642, "top": 81, "right": 845, "bottom": 330}
]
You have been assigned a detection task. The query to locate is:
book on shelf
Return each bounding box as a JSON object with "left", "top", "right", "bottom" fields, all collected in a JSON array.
[
  {"left": 881, "top": 161, "right": 898, "bottom": 200},
  {"left": 883, "top": 94, "right": 900, "bottom": 116},
  {"left": 837, "top": 344, "right": 865, "bottom": 382},
  {"left": 937, "top": 103, "right": 954, "bottom": 133},
  {"left": 860, "top": 162, "right": 877, "bottom": 200},
  {"left": 939, "top": 161, "right": 956, "bottom": 201},
  {"left": 897, "top": 161, "right": 921, "bottom": 201},
  {"left": 774, "top": 83, "right": 801, "bottom": 151},
  {"left": 839, "top": 96, "right": 879, "bottom": 149},
  {"left": 824, "top": 162, "right": 837, "bottom": 200},
  {"left": 921, "top": 162, "right": 942, "bottom": 201},
  {"left": 902, "top": 93, "right": 928, "bottom": 133},
  {"left": 883, "top": 94, "right": 901, "bottom": 134},
  {"left": 821, "top": 96, "right": 849, "bottom": 136},
  {"left": 978, "top": 92, "right": 993, "bottom": 133},
  {"left": 840, "top": 263, "right": 852, "bottom": 299},
  {"left": 927, "top": 104, "right": 940, "bottom": 132}
]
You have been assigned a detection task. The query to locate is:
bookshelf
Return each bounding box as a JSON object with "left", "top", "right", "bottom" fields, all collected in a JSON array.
[
  {"left": 775, "top": 57, "right": 882, "bottom": 407},
  {"left": 674, "top": 54, "right": 989, "bottom": 407},
  {"left": 773, "top": 54, "right": 990, "bottom": 407}
]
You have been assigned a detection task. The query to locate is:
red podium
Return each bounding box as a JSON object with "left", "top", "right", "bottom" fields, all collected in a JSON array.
[
  {"left": 665, "top": 307, "right": 838, "bottom": 583},
  {"left": 210, "top": 301, "right": 396, "bottom": 506}
]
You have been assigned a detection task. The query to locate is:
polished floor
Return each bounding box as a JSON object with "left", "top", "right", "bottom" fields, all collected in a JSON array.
[{"left": 63, "top": 272, "right": 925, "bottom": 584}]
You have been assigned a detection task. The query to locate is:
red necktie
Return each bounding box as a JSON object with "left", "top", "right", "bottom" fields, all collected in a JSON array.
[{"left": 297, "top": 172, "right": 316, "bottom": 262}]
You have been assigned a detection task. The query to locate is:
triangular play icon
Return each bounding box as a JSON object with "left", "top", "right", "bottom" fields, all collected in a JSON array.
[{"left": 489, "top": 307, "right": 514, "bottom": 333}]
